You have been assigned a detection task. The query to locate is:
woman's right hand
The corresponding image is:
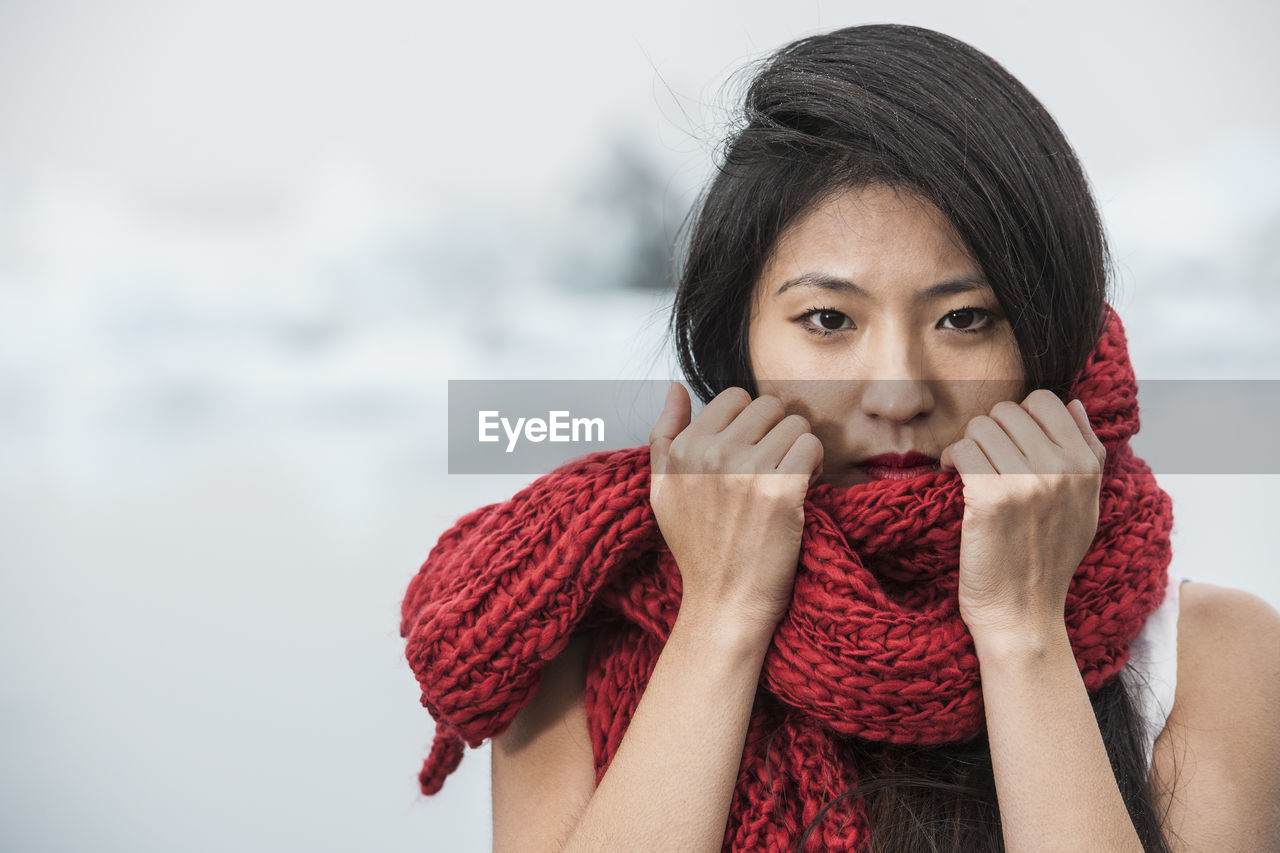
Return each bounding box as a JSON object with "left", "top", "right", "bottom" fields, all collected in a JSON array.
[{"left": 648, "top": 382, "right": 825, "bottom": 639}]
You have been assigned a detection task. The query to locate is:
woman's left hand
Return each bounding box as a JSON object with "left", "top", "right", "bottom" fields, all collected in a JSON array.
[{"left": 938, "top": 389, "right": 1107, "bottom": 647}]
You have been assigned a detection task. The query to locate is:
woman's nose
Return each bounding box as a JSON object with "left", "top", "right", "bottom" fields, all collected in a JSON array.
[{"left": 855, "top": 331, "right": 935, "bottom": 423}]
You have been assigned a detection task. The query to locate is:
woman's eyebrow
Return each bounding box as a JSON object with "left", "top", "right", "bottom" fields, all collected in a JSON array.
[{"left": 774, "top": 273, "right": 991, "bottom": 303}]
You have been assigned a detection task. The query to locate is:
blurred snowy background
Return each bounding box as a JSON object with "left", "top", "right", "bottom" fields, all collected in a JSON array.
[{"left": 1, "top": 1, "right": 1277, "bottom": 851}]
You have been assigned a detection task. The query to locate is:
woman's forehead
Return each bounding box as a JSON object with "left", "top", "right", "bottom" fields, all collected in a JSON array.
[{"left": 754, "top": 186, "right": 981, "bottom": 304}]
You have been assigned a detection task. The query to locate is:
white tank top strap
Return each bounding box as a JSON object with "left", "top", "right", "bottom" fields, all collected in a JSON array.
[{"left": 1120, "top": 567, "right": 1183, "bottom": 772}]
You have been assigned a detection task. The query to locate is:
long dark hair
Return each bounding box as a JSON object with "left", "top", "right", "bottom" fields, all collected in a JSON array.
[
  {"left": 782, "top": 672, "right": 1173, "bottom": 851},
  {"left": 667, "top": 23, "right": 1174, "bottom": 852}
]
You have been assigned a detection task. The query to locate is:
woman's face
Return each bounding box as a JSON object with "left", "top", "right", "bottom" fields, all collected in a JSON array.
[{"left": 748, "top": 183, "right": 1027, "bottom": 488}]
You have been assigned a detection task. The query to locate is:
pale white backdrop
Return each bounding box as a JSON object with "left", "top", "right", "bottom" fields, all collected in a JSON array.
[{"left": 1, "top": 2, "right": 1277, "bottom": 851}]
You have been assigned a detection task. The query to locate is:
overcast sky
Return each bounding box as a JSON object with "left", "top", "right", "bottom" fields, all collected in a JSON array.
[{"left": 1, "top": 0, "right": 1277, "bottom": 208}]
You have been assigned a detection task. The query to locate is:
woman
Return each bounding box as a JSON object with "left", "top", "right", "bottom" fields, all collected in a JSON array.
[{"left": 415, "top": 24, "right": 1280, "bottom": 852}]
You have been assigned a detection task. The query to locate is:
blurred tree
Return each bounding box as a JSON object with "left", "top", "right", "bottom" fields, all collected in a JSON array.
[{"left": 554, "top": 128, "right": 691, "bottom": 293}]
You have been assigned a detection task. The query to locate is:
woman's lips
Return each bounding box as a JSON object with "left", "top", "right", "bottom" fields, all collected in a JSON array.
[
  {"left": 855, "top": 451, "right": 941, "bottom": 480},
  {"left": 859, "top": 462, "right": 941, "bottom": 480}
]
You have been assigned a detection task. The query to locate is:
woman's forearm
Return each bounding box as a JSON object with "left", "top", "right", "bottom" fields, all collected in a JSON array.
[
  {"left": 559, "top": 603, "right": 772, "bottom": 853},
  {"left": 975, "top": 625, "right": 1145, "bottom": 853}
]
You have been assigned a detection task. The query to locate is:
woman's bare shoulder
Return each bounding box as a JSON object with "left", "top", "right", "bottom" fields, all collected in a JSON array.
[
  {"left": 1180, "top": 580, "right": 1279, "bottom": 626},
  {"left": 1150, "top": 581, "right": 1280, "bottom": 850},
  {"left": 1176, "top": 581, "right": 1280, "bottom": 684},
  {"left": 490, "top": 632, "right": 596, "bottom": 853},
  {"left": 1173, "top": 580, "right": 1280, "bottom": 720}
]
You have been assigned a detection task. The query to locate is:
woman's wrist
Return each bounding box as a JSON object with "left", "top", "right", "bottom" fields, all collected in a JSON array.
[
  {"left": 968, "top": 617, "right": 1073, "bottom": 667},
  {"left": 672, "top": 596, "right": 780, "bottom": 660}
]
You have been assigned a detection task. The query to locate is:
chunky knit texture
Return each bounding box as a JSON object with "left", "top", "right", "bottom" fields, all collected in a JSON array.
[{"left": 400, "top": 303, "right": 1173, "bottom": 851}]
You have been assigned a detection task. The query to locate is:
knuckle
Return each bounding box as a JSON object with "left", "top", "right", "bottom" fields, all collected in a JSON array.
[
  {"left": 1068, "top": 447, "right": 1099, "bottom": 474},
  {"left": 702, "top": 441, "right": 729, "bottom": 470},
  {"left": 1040, "top": 454, "right": 1070, "bottom": 477},
  {"left": 1038, "top": 472, "right": 1066, "bottom": 493},
  {"left": 985, "top": 486, "right": 1022, "bottom": 510},
  {"left": 967, "top": 416, "right": 995, "bottom": 437},
  {"left": 753, "top": 394, "right": 787, "bottom": 422},
  {"left": 783, "top": 412, "right": 812, "bottom": 433},
  {"left": 755, "top": 474, "right": 794, "bottom": 503},
  {"left": 1024, "top": 475, "right": 1055, "bottom": 498},
  {"left": 1026, "top": 388, "right": 1059, "bottom": 407}
]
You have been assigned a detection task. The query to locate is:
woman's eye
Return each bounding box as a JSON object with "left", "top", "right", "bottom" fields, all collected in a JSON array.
[
  {"left": 800, "top": 308, "right": 853, "bottom": 337},
  {"left": 939, "top": 307, "right": 994, "bottom": 334}
]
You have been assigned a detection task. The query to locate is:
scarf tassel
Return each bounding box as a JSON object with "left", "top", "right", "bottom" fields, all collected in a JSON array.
[{"left": 418, "top": 720, "right": 465, "bottom": 796}]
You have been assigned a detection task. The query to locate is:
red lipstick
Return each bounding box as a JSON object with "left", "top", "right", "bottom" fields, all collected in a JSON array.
[{"left": 856, "top": 451, "right": 940, "bottom": 481}]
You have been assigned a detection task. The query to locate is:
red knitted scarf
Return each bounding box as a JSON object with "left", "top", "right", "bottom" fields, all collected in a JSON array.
[{"left": 400, "top": 303, "right": 1173, "bottom": 850}]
